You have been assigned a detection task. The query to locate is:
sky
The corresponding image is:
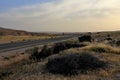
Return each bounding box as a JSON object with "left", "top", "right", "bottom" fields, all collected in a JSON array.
[{"left": 0, "top": 0, "right": 120, "bottom": 32}]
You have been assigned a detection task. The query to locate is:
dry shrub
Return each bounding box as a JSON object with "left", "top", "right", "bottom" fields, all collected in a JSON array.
[
  {"left": 30, "top": 42, "right": 87, "bottom": 61},
  {"left": 116, "top": 40, "right": 120, "bottom": 46},
  {"left": 46, "top": 52, "right": 107, "bottom": 76},
  {"left": 0, "top": 70, "right": 13, "bottom": 79},
  {"left": 81, "top": 44, "right": 120, "bottom": 54},
  {"left": 29, "top": 47, "right": 40, "bottom": 61},
  {"left": 78, "top": 35, "right": 92, "bottom": 42}
]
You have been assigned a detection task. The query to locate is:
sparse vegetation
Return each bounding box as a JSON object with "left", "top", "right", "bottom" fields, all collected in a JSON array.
[
  {"left": 0, "top": 31, "right": 120, "bottom": 80},
  {"left": 0, "top": 36, "right": 54, "bottom": 44},
  {"left": 81, "top": 44, "right": 120, "bottom": 54}
]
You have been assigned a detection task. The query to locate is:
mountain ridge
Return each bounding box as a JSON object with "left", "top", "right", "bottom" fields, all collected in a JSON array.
[{"left": 0, "top": 27, "right": 55, "bottom": 36}]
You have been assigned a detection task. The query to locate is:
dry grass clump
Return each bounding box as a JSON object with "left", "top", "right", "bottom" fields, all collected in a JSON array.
[
  {"left": 46, "top": 52, "right": 107, "bottom": 76},
  {"left": 0, "top": 53, "right": 29, "bottom": 69},
  {"left": 81, "top": 44, "right": 120, "bottom": 54},
  {"left": 0, "top": 53, "right": 30, "bottom": 79}
]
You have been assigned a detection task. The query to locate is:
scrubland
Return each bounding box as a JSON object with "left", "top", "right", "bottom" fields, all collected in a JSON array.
[{"left": 0, "top": 32, "right": 120, "bottom": 80}]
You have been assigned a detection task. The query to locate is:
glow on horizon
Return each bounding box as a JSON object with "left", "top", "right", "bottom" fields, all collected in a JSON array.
[{"left": 0, "top": 0, "right": 120, "bottom": 32}]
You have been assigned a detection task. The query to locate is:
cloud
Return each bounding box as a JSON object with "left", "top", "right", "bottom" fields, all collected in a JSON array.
[{"left": 0, "top": 0, "right": 120, "bottom": 32}]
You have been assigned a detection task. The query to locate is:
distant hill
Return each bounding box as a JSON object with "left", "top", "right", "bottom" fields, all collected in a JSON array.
[
  {"left": 0, "top": 27, "right": 55, "bottom": 36},
  {"left": 0, "top": 27, "right": 33, "bottom": 36}
]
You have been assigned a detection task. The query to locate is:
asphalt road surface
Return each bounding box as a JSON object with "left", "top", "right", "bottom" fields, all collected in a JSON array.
[{"left": 0, "top": 35, "right": 78, "bottom": 54}]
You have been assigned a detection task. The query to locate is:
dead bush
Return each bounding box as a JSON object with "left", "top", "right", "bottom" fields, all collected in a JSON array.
[
  {"left": 29, "top": 47, "right": 39, "bottom": 61},
  {"left": 46, "top": 52, "right": 107, "bottom": 76},
  {"left": 116, "top": 40, "right": 120, "bottom": 46},
  {"left": 78, "top": 35, "right": 92, "bottom": 42},
  {"left": 53, "top": 42, "right": 87, "bottom": 53},
  {"left": 30, "top": 42, "right": 87, "bottom": 61}
]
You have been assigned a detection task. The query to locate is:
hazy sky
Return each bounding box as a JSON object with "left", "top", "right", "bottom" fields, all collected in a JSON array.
[{"left": 0, "top": 0, "right": 120, "bottom": 32}]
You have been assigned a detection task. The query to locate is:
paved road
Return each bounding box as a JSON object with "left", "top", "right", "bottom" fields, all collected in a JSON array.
[{"left": 0, "top": 35, "right": 78, "bottom": 54}]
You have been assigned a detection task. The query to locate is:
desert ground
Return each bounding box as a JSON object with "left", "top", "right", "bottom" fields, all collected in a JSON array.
[
  {"left": 0, "top": 27, "right": 60, "bottom": 44},
  {"left": 0, "top": 35, "right": 57, "bottom": 44},
  {"left": 0, "top": 31, "right": 120, "bottom": 80}
]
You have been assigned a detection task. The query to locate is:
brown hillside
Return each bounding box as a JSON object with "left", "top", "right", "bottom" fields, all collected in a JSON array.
[
  {"left": 0, "top": 27, "right": 31, "bottom": 36},
  {"left": 0, "top": 27, "right": 56, "bottom": 36}
]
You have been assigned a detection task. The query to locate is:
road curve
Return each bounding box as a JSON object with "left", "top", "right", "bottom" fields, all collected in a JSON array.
[{"left": 0, "top": 35, "right": 78, "bottom": 53}]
